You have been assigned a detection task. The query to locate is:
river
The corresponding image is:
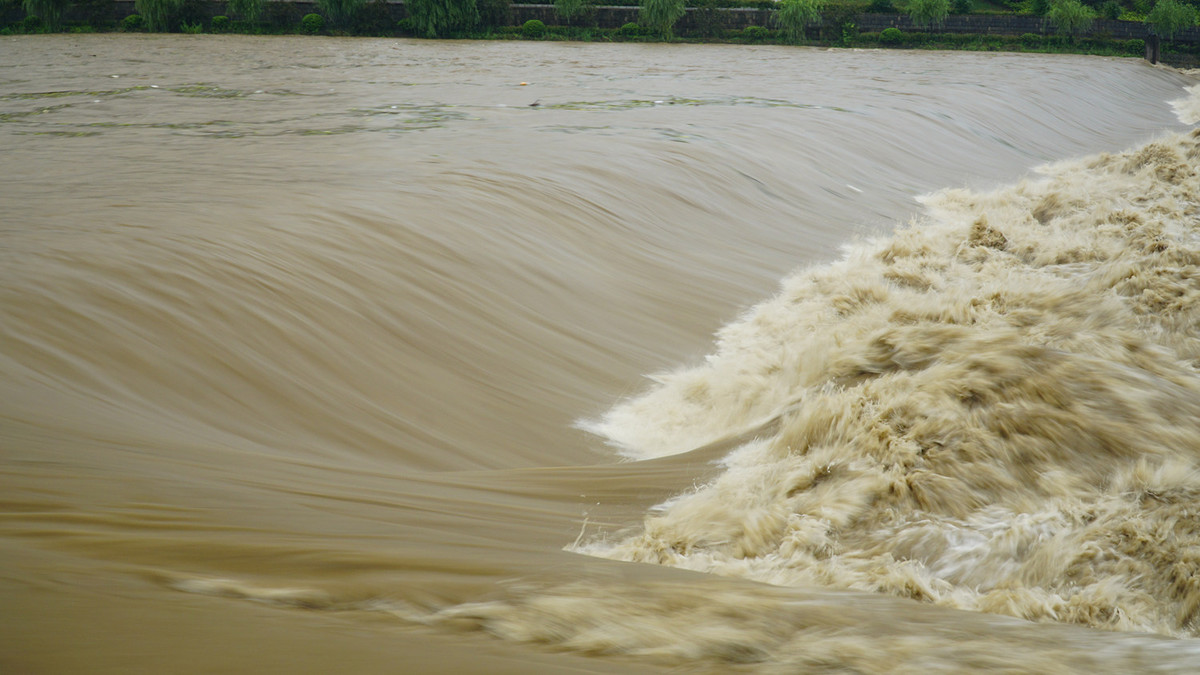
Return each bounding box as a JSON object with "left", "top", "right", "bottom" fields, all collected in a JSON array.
[{"left": 4, "top": 34, "right": 1200, "bottom": 673}]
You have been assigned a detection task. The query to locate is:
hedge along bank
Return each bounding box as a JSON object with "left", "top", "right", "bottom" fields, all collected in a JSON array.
[{"left": 8, "top": 1, "right": 1195, "bottom": 37}]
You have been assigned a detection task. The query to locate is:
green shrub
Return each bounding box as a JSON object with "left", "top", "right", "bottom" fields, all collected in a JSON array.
[
  {"left": 880, "top": 26, "right": 903, "bottom": 42},
  {"left": 1125, "top": 37, "right": 1145, "bottom": 52},
  {"left": 211, "top": 14, "right": 230, "bottom": 29},
  {"left": 951, "top": 0, "right": 971, "bottom": 12},
  {"left": 1046, "top": 0, "right": 1095, "bottom": 39},
  {"left": 827, "top": 4, "right": 859, "bottom": 44},
  {"left": 906, "top": 0, "right": 949, "bottom": 28},
  {"left": 406, "top": 0, "right": 479, "bottom": 37},
  {"left": 396, "top": 17, "right": 415, "bottom": 32},
  {"left": 22, "top": 0, "right": 67, "bottom": 30},
  {"left": 1147, "top": 0, "right": 1196, "bottom": 41},
  {"left": 555, "top": 0, "right": 584, "bottom": 23},
  {"left": 617, "top": 21, "right": 641, "bottom": 36},
  {"left": 521, "top": 18, "right": 545, "bottom": 36},
  {"left": 1098, "top": 0, "right": 1121, "bottom": 17},
  {"left": 121, "top": 13, "right": 145, "bottom": 30},
  {"left": 180, "top": 20, "right": 202, "bottom": 32},
  {"left": 866, "top": 0, "right": 895, "bottom": 11},
  {"left": 135, "top": 0, "right": 184, "bottom": 31},
  {"left": 20, "top": 13, "right": 42, "bottom": 31},
  {"left": 775, "top": 0, "right": 824, "bottom": 41},
  {"left": 300, "top": 12, "right": 324, "bottom": 32},
  {"left": 640, "top": 0, "right": 685, "bottom": 36},
  {"left": 742, "top": 24, "right": 769, "bottom": 39},
  {"left": 1029, "top": 0, "right": 1050, "bottom": 14},
  {"left": 1020, "top": 31, "right": 1040, "bottom": 45}
]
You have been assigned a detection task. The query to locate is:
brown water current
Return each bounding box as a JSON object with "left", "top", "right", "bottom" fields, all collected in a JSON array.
[{"left": 4, "top": 34, "right": 1200, "bottom": 673}]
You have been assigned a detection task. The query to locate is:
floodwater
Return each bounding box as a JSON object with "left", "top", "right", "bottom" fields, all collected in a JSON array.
[{"left": 4, "top": 34, "right": 1200, "bottom": 673}]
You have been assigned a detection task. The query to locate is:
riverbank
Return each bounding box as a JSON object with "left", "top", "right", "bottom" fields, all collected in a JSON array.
[{"left": 4, "top": 2, "right": 1198, "bottom": 65}]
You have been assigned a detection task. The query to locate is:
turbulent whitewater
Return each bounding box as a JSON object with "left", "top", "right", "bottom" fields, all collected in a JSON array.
[
  {"left": 579, "top": 127, "right": 1200, "bottom": 637},
  {"left": 5, "top": 35, "right": 1200, "bottom": 674}
]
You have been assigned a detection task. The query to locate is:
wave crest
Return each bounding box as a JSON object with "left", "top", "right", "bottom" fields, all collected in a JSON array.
[{"left": 579, "top": 128, "right": 1200, "bottom": 636}]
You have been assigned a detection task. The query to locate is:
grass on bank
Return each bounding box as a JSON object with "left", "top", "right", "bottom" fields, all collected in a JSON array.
[{"left": 3, "top": 0, "right": 1197, "bottom": 63}]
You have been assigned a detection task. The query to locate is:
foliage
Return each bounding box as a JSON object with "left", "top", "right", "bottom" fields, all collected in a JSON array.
[
  {"left": 316, "top": 0, "right": 365, "bottom": 27},
  {"left": 1020, "top": 30, "right": 1040, "bottom": 44},
  {"left": 640, "top": 0, "right": 686, "bottom": 36},
  {"left": 774, "top": 0, "right": 825, "bottom": 41},
  {"left": 477, "top": 0, "right": 511, "bottom": 28},
  {"left": 1029, "top": 0, "right": 1050, "bottom": 14},
  {"left": 1098, "top": 0, "right": 1122, "bottom": 17},
  {"left": 406, "top": 0, "right": 479, "bottom": 36},
  {"left": 617, "top": 20, "right": 642, "bottom": 35},
  {"left": 825, "top": 3, "right": 859, "bottom": 42},
  {"left": 227, "top": 0, "right": 264, "bottom": 23},
  {"left": 21, "top": 13, "right": 42, "bottom": 30},
  {"left": 555, "top": 0, "right": 584, "bottom": 23},
  {"left": 180, "top": 20, "right": 202, "bottom": 32},
  {"left": 1147, "top": 0, "right": 1196, "bottom": 41},
  {"left": 1125, "top": 36, "right": 1146, "bottom": 52},
  {"left": 742, "top": 23, "right": 769, "bottom": 39},
  {"left": 121, "top": 13, "right": 145, "bottom": 30},
  {"left": 1046, "top": 0, "right": 1095, "bottom": 38},
  {"left": 866, "top": 0, "right": 895, "bottom": 11},
  {"left": 906, "top": 0, "right": 950, "bottom": 28},
  {"left": 880, "top": 25, "right": 903, "bottom": 42},
  {"left": 521, "top": 18, "right": 545, "bottom": 36},
  {"left": 211, "top": 14, "right": 230, "bottom": 29},
  {"left": 135, "top": 0, "right": 184, "bottom": 31},
  {"left": 952, "top": 0, "right": 972, "bottom": 12},
  {"left": 22, "top": 0, "right": 68, "bottom": 30},
  {"left": 300, "top": 11, "right": 324, "bottom": 32}
]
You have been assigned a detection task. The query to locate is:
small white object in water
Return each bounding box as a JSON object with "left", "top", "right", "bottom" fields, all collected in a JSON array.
[
  {"left": 110, "top": 75, "right": 119, "bottom": 78},
  {"left": 847, "top": 184, "right": 862, "bottom": 193}
]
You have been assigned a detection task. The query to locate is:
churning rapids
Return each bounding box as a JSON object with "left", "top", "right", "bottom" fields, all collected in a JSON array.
[{"left": 5, "top": 34, "right": 1200, "bottom": 673}]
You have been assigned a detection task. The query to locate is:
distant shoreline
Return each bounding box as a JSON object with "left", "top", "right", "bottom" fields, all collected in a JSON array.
[{"left": 5, "top": 2, "right": 1198, "bottom": 66}]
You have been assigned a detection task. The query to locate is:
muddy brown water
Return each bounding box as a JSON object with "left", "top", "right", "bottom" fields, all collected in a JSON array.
[{"left": 4, "top": 34, "right": 1200, "bottom": 672}]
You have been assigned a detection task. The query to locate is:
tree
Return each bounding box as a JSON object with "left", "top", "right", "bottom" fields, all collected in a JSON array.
[
  {"left": 639, "top": 0, "right": 685, "bottom": 36},
  {"left": 134, "top": 0, "right": 184, "bottom": 31},
  {"left": 405, "top": 0, "right": 479, "bottom": 36},
  {"left": 22, "top": 0, "right": 68, "bottom": 30},
  {"left": 227, "top": 0, "right": 265, "bottom": 24},
  {"left": 1147, "top": 0, "right": 1197, "bottom": 42},
  {"left": 1046, "top": 0, "right": 1095, "bottom": 40},
  {"left": 555, "top": 0, "right": 584, "bottom": 25},
  {"left": 906, "top": 0, "right": 949, "bottom": 30},
  {"left": 774, "top": 0, "right": 825, "bottom": 42},
  {"left": 317, "top": 0, "right": 367, "bottom": 28}
]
